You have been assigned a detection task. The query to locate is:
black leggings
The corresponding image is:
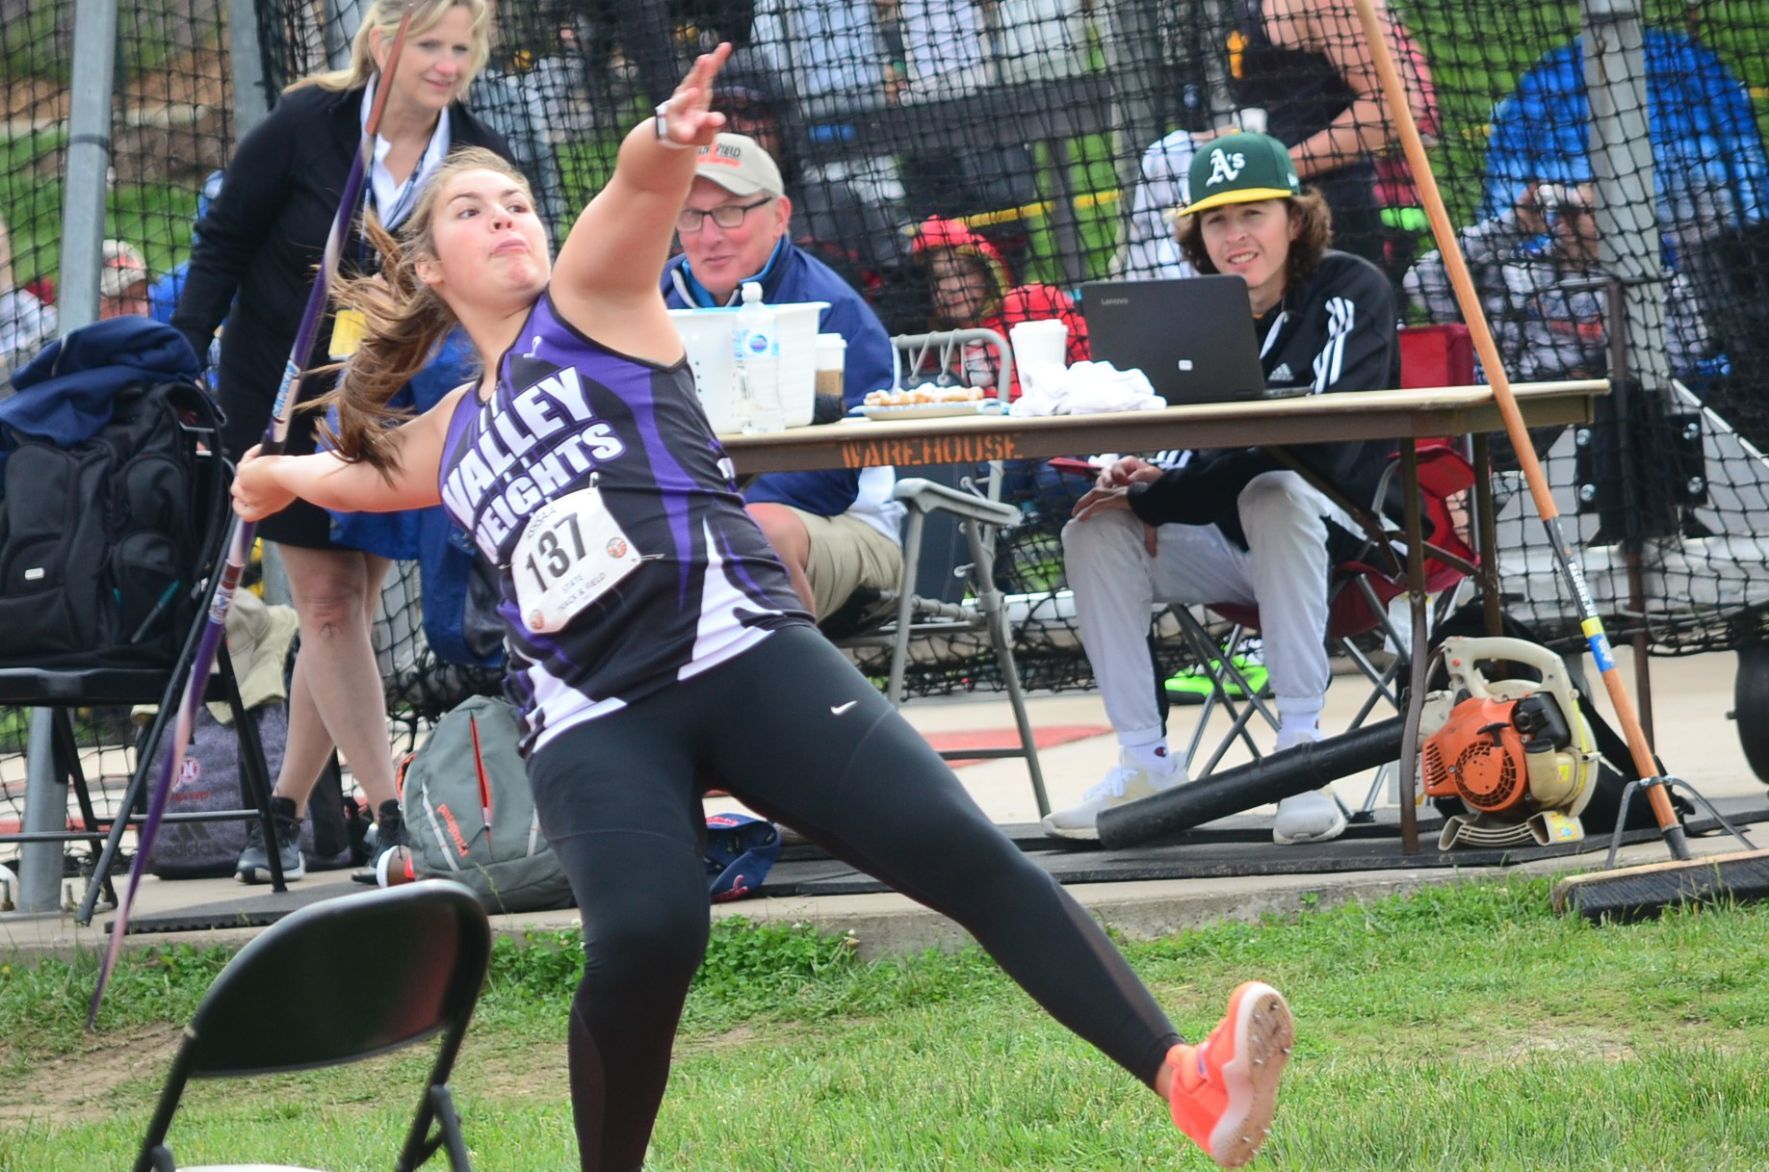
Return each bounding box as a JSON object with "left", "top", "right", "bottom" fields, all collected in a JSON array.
[{"left": 527, "top": 625, "right": 1182, "bottom": 1172}]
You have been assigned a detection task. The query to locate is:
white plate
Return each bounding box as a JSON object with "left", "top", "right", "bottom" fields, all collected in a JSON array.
[{"left": 857, "top": 401, "right": 1002, "bottom": 421}]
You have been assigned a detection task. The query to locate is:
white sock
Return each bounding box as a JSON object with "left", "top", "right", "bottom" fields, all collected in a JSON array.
[
  {"left": 1274, "top": 697, "right": 1324, "bottom": 753},
  {"left": 1274, "top": 723, "right": 1323, "bottom": 753},
  {"left": 1122, "top": 738, "right": 1180, "bottom": 778}
]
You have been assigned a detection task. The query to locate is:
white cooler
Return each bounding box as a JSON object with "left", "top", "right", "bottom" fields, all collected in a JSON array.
[{"left": 668, "top": 301, "right": 829, "bottom": 433}]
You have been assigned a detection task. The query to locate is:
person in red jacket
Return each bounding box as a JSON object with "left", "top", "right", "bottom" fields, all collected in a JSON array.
[{"left": 911, "top": 215, "right": 1088, "bottom": 400}]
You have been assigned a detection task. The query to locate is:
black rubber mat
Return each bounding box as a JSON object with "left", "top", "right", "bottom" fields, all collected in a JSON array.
[
  {"left": 110, "top": 879, "right": 376, "bottom": 935},
  {"left": 758, "top": 799, "right": 1769, "bottom": 896},
  {"left": 114, "top": 799, "right": 1769, "bottom": 934}
]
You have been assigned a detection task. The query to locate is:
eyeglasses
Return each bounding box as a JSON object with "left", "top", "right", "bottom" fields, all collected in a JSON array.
[{"left": 676, "top": 197, "right": 773, "bottom": 234}]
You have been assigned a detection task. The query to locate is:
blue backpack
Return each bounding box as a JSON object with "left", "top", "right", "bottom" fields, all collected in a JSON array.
[{"left": 705, "top": 813, "right": 782, "bottom": 902}]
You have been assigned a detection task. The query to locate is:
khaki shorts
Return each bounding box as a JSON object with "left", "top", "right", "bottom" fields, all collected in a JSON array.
[{"left": 795, "top": 508, "right": 904, "bottom": 620}]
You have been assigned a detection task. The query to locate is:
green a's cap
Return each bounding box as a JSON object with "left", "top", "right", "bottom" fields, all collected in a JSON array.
[{"left": 1183, "top": 132, "right": 1302, "bottom": 216}]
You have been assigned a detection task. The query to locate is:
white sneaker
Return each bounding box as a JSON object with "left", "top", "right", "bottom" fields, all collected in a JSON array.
[
  {"left": 1042, "top": 753, "right": 1183, "bottom": 841},
  {"left": 1272, "top": 789, "right": 1347, "bottom": 845}
]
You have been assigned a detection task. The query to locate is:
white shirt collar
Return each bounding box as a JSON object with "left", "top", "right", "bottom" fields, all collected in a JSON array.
[{"left": 360, "top": 74, "right": 453, "bottom": 230}]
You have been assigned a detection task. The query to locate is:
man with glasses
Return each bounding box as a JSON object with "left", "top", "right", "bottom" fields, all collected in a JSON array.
[{"left": 665, "top": 133, "right": 903, "bottom": 626}]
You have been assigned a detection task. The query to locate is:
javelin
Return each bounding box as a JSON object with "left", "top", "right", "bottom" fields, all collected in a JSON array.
[{"left": 88, "top": 2, "right": 421, "bottom": 1028}]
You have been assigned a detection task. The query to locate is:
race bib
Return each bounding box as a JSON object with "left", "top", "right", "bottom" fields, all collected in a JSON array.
[{"left": 511, "top": 485, "right": 643, "bottom": 634}]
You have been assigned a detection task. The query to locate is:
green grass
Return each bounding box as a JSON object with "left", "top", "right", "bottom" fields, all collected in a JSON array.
[{"left": 3, "top": 877, "right": 1769, "bottom": 1168}]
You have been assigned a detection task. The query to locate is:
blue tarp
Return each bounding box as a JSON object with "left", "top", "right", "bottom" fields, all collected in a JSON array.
[{"left": 1481, "top": 29, "right": 1769, "bottom": 233}]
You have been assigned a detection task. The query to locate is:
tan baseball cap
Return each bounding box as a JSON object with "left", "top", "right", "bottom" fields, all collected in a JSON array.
[
  {"left": 694, "top": 133, "right": 784, "bottom": 199},
  {"left": 100, "top": 239, "right": 149, "bottom": 298}
]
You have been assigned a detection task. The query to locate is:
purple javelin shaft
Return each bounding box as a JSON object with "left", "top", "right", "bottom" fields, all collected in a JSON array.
[{"left": 88, "top": 5, "right": 420, "bottom": 1029}]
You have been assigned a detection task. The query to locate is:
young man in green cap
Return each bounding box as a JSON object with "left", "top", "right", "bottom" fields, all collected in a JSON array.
[{"left": 1047, "top": 131, "right": 1401, "bottom": 845}]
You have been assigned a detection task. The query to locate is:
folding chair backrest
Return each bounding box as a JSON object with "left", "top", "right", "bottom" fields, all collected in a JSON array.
[
  {"left": 1397, "top": 323, "right": 1475, "bottom": 388},
  {"left": 887, "top": 329, "right": 1013, "bottom": 602},
  {"left": 891, "top": 327, "right": 1015, "bottom": 396},
  {"left": 181, "top": 881, "right": 490, "bottom": 1077}
]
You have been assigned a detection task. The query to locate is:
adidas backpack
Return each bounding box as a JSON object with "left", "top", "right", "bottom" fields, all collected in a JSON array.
[{"left": 398, "top": 694, "right": 574, "bottom": 913}]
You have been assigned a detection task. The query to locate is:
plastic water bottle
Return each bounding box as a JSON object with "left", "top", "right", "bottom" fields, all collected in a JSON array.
[{"left": 734, "top": 282, "right": 783, "bottom": 433}]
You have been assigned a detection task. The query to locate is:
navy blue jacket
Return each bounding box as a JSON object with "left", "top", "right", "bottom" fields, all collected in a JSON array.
[
  {"left": 1, "top": 317, "right": 201, "bottom": 447},
  {"left": 664, "top": 240, "right": 894, "bottom": 518}
]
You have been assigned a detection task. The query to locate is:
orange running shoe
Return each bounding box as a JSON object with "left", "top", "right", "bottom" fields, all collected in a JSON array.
[{"left": 1166, "top": 981, "right": 1294, "bottom": 1168}]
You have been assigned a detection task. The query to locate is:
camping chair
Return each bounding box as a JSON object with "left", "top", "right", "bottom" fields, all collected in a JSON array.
[
  {"left": 134, "top": 880, "right": 491, "bottom": 1172},
  {"left": 0, "top": 391, "right": 286, "bottom": 921},
  {"left": 1165, "top": 324, "right": 1481, "bottom": 811},
  {"left": 1168, "top": 441, "right": 1478, "bottom": 798},
  {"left": 826, "top": 329, "right": 1052, "bottom": 816}
]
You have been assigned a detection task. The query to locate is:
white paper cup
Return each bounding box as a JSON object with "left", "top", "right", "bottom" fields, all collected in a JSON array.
[{"left": 1009, "top": 318, "right": 1069, "bottom": 373}]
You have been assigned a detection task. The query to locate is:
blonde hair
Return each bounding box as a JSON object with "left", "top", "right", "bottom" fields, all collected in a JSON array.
[
  {"left": 290, "top": 0, "right": 491, "bottom": 99},
  {"left": 314, "top": 147, "right": 533, "bottom": 477}
]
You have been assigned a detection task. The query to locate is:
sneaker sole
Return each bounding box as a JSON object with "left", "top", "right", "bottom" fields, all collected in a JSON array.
[
  {"left": 1207, "top": 982, "right": 1294, "bottom": 1168},
  {"left": 235, "top": 862, "right": 305, "bottom": 885},
  {"left": 1039, "top": 816, "right": 1100, "bottom": 842},
  {"left": 1272, "top": 804, "right": 1349, "bottom": 846}
]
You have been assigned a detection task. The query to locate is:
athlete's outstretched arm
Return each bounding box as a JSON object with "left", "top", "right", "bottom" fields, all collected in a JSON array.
[
  {"left": 550, "top": 44, "right": 730, "bottom": 364},
  {"left": 232, "top": 384, "right": 465, "bottom": 520}
]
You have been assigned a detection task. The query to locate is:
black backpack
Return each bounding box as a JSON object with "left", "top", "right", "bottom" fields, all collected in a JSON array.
[{"left": 0, "top": 380, "right": 221, "bottom": 666}]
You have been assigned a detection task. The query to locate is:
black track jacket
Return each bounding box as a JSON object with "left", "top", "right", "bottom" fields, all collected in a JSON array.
[{"left": 1125, "top": 250, "right": 1401, "bottom": 549}]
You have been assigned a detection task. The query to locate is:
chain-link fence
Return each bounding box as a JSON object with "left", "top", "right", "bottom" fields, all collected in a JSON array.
[{"left": 4, "top": 0, "right": 1769, "bottom": 841}]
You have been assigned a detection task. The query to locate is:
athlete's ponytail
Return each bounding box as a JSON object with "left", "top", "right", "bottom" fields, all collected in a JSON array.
[{"left": 315, "top": 147, "right": 531, "bottom": 477}]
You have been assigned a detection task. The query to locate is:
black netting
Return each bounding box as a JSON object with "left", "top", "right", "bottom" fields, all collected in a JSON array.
[
  {"left": 0, "top": 4, "right": 63, "bottom": 381},
  {"left": 248, "top": 0, "right": 1769, "bottom": 672},
  {"left": 7, "top": 0, "right": 1769, "bottom": 841},
  {"left": 4, "top": 0, "right": 234, "bottom": 374}
]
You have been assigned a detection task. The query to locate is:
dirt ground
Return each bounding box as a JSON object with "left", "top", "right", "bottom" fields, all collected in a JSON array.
[{"left": 0, "top": 1023, "right": 182, "bottom": 1125}]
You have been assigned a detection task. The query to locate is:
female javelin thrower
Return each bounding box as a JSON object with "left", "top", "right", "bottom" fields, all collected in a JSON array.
[{"left": 231, "top": 44, "right": 1294, "bottom": 1172}]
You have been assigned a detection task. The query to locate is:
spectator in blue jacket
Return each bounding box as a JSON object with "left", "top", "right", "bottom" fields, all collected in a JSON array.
[
  {"left": 148, "top": 171, "right": 225, "bottom": 330},
  {"left": 663, "top": 133, "right": 903, "bottom": 621}
]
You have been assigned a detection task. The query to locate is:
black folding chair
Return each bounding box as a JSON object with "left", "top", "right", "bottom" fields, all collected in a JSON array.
[
  {"left": 0, "top": 385, "right": 286, "bottom": 918},
  {"left": 134, "top": 880, "right": 492, "bottom": 1172}
]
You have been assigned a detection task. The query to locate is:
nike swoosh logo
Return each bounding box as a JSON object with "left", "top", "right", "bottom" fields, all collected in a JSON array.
[{"left": 830, "top": 700, "right": 859, "bottom": 716}]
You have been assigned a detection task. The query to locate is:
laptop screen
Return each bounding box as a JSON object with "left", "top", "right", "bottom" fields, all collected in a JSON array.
[{"left": 1081, "top": 276, "right": 1271, "bottom": 404}]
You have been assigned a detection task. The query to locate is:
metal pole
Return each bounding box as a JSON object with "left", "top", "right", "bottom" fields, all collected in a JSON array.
[
  {"left": 1579, "top": 0, "right": 1672, "bottom": 405},
  {"left": 18, "top": 710, "right": 66, "bottom": 913},
  {"left": 20, "top": 0, "right": 121, "bottom": 915},
  {"left": 1472, "top": 434, "right": 1505, "bottom": 638},
  {"left": 324, "top": 0, "right": 363, "bottom": 73},
  {"left": 229, "top": 0, "right": 271, "bottom": 137},
  {"left": 1101, "top": 0, "right": 1169, "bottom": 227},
  {"left": 1396, "top": 441, "right": 1424, "bottom": 855},
  {"left": 54, "top": 0, "right": 120, "bottom": 335},
  {"left": 1582, "top": 0, "right": 1669, "bottom": 748}
]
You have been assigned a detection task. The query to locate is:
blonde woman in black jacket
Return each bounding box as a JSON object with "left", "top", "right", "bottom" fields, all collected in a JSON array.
[{"left": 172, "top": 0, "right": 512, "bottom": 884}]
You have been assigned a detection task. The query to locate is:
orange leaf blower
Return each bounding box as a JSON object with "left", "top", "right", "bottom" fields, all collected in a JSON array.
[{"left": 1420, "top": 637, "right": 1599, "bottom": 850}]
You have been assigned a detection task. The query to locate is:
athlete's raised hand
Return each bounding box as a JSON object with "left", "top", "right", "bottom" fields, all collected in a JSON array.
[{"left": 657, "top": 43, "right": 732, "bottom": 151}]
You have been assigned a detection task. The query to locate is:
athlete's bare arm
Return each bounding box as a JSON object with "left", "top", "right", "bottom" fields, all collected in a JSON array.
[{"left": 232, "top": 383, "right": 468, "bottom": 520}]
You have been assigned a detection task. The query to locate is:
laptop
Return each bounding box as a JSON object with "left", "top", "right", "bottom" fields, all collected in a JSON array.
[{"left": 1082, "top": 275, "right": 1301, "bottom": 404}]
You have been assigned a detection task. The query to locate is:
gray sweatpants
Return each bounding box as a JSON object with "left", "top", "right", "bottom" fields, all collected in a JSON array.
[{"left": 1062, "top": 470, "right": 1356, "bottom": 749}]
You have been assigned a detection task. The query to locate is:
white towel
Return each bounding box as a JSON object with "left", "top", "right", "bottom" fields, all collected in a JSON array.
[{"left": 1009, "top": 360, "right": 1166, "bottom": 416}]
